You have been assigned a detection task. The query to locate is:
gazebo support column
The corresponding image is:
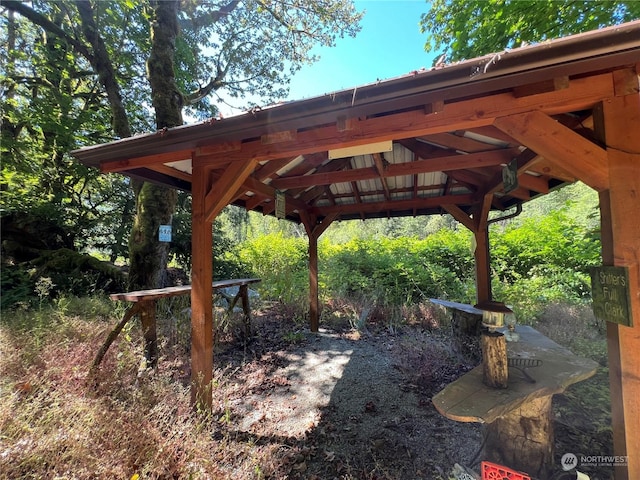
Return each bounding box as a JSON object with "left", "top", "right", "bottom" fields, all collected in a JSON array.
[
  {"left": 309, "top": 233, "right": 319, "bottom": 332},
  {"left": 445, "top": 195, "right": 493, "bottom": 305},
  {"left": 302, "top": 213, "right": 338, "bottom": 332},
  {"left": 600, "top": 93, "right": 640, "bottom": 480},
  {"left": 190, "top": 164, "right": 213, "bottom": 409},
  {"left": 473, "top": 226, "right": 492, "bottom": 305},
  {"left": 473, "top": 194, "right": 493, "bottom": 305}
]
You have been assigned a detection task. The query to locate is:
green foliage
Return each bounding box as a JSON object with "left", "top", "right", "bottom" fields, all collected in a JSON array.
[
  {"left": 1, "top": 0, "right": 363, "bottom": 291},
  {"left": 420, "top": 0, "right": 640, "bottom": 62},
  {"left": 233, "top": 203, "right": 601, "bottom": 324},
  {"left": 236, "top": 233, "right": 309, "bottom": 305},
  {"left": 322, "top": 232, "right": 474, "bottom": 306},
  {"left": 491, "top": 210, "right": 600, "bottom": 283},
  {"left": 0, "top": 264, "right": 33, "bottom": 310},
  {"left": 490, "top": 210, "right": 600, "bottom": 320}
]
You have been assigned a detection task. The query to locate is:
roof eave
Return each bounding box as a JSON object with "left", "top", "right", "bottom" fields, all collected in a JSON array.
[{"left": 72, "top": 20, "right": 640, "bottom": 168}]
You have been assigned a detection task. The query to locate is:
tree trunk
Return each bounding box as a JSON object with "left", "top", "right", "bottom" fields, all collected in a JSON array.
[
  {"left": 484, "top": 395, "right": 554, "bottom": 478},
  {"left": 76, "top": 0, "right": 132, "bottom": 139},
  {"left": 481, "top": 330, "right": 508, "bottom": 388},
  {"left": 128, "top": 0, "right": 182, "bottom": 291}
]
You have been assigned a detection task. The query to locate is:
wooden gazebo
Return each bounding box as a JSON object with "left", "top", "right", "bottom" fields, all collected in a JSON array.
[{"left": 74, "top": 22, "right": 640, "bottom": 478}]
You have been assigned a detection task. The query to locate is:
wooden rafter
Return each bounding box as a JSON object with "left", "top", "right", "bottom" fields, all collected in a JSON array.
[
  {"left": 100, "top": 149, "right": 193, "bottom": 173},
  {"left": 373, "top": 153, "right": 391, "bottom": 201},
  {"left": 204, "top": 159, "right": 258, "bottom": 222},
  {"left": 195, "top": 73, "right": 613, "bottom": 165},
  {"left": 493, "top": 111, "right": 609, "bottom": 191},
  {"left": 271, "top": 149, "right": 519, "bottom": 190},
  {"left": 312, "top": 193, "right": 474, "bottom": 217}
]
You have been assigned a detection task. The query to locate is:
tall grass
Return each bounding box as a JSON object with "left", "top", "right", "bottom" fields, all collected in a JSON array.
[{"left": 0, "top": 298, "right": 292, "bottom": 479}]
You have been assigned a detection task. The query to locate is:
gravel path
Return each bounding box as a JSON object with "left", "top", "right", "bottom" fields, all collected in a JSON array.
[{"left": 218, "top": 326, "right": 482, "bottom": 478}]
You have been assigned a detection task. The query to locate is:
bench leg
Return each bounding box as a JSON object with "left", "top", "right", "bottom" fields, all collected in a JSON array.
[
  {"left": 139, "top": 300, "right": 158, "bottom": 368},
  {"left": 483, "top": 394, "right": 553, "bottom": 478},
  {"left": 224, "top": 286, "right": 253, "bottom": 338},
  {"left": 240, "top": 285, "right": 252, "bottom": 338}
]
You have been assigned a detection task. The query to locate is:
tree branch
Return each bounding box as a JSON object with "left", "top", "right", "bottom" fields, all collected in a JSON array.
[
  {"left": 1, "top": 0, "right": 95, "bottom": 64},
  {"left": 75, "top": 0, "right": 132, "bottom": 138},
  {"left": 180, "top": 0, "right": 240, "bottom": 29}
]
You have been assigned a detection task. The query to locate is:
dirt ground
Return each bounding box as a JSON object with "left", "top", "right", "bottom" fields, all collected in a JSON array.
[{"left": 165, "top": 302, "right": 614, "bottom": 480}]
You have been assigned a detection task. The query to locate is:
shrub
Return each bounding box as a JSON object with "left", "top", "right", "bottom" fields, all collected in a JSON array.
[
  {"left": 321, "top": 234, "right": 473, "bottom": 306},
  {"left": 235, "top": 233, "right": 308, "bottom": 305}
]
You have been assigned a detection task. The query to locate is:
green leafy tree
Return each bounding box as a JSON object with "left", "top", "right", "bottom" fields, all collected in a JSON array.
[
  {"left": 420, "top": 0, "right": 640, "bottom": 62},
  {"left": 2, "top": 0, "right": 363, "bottom": 292}
]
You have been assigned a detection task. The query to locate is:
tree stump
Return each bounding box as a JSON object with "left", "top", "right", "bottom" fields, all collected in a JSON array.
[
  {"left": 481, "top": 330, "right": 508, "bottom": 388},
  {"left": 484, "top": 395, "right": 554, "bottom": 478}
]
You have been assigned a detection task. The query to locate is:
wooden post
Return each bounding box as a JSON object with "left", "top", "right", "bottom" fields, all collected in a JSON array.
[
  {"left": 600, "top": 92, "right": 640, "bottom": 480},
  {"left": 239, "top": 284, "right": 252, "bottom": 337},
  {"left": 309, "top": 232, "right": 319, "bottom": 332},
  {"left": 474, "top": 194, "right": 493, "bottom": 305},
  {"left": 474, "top": 227, "right": 492, "bottom": 305},
  {"left": 301, "top": 212, "right": 338, "bottom": 333},
  {"left": 190, "top": 164, "right": 213, "bottom": 409},
  {"left": 442, "top": 200, "right": 492, "bottom": 305},
  {"left": 484, "top": 395, "right": 554, "bottom": 479},
  {"left": 481, "top": 330, "right": 508, "bottom": 388}
]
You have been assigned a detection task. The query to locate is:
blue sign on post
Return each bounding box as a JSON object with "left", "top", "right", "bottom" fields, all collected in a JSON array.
[{"left": 159, "top": 225, "right": 172, "bottom": 242}]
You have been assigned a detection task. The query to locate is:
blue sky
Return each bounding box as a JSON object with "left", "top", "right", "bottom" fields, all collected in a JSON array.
[{"left": 286, "top": 0, "right": 436, "bottom": 101}]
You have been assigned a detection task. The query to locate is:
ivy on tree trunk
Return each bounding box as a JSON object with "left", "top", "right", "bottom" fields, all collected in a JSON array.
[{"left": 128, "top": 0, "right": 181, "bottom": 290}]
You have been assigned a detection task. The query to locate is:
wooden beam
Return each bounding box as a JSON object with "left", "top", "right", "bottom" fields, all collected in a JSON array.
[
  {"left": 253, "top": 156, "right": 298, "bottom": 181},
  {"left": 443, "top": 204, "right": 474, "bottom": 231},
  {"left": 612, "top": 67, "right": 639, "bottom": 97},
  {"left": 421, "top": 132, "right": 504, "bottom": 153},
  {"left": 312, "top": 193, "right": 474, "bottom": 217},
  {"left": 148, "top": 163, "right": 192, "bottom": 184},
  {"left": 512, "top": 76, "right": 569, "bottom": 98},
  {"left": 424, "top": 99, "right": 444, "bottom": 115},
  {"left": 601, "top": 93, "right": 640, "bottom": 480},
  {"left": 271, "top": 149, "right": 519, "bottom": 190},
  {"left": 204, "top": 159, "right": 257, "bottom": 222},
  {"left": 284, "top": 157, "right": 352, "bottom": 198},
  {"left": 397, "top": 138, "right": 456, "bottom": 159},
  {"left": 525, "top": 157, "right": 577, "bottom": 183},
  {"left": 100, "top": 149, "right": 193, "bottom": 173},
  {"left": 473, "top": 194, "right": 494, "bottom": 304},
  {"left": 197, "top": 73, "right": 614, "bottom": 165},
  {"left": 517, "top": 172, "right": 550, "bottom": 194},
  {"left": 241, "top": 176, "right": 308, "bottom": 213},
  {"left": 299, "top": 211, "right": 338, "bottom": 333},
  {"left": 474, "top": 192, "right": 493, "bottom": 233},
  {"left": 308, "top": 231, "right": 319, "bottom": 332},
  {"left": 373, "top": 153, "right": 391, "bottom": 201},
  {"left": 261, "top": 130, "right": 297, "bottom": 145},
  {"left": 392, "top": 149, "right": 518, "bottom": 175},
  {"left": 493, "top": 111, "right": 609, "bottom": 191}
]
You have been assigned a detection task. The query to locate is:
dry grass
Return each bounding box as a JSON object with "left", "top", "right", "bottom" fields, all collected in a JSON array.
[
  {"left": 0, "top": 300, "right": 297, "bottom": 479},
  {"left": 0, "top": 298, "right": 614, "bottom": 479}
]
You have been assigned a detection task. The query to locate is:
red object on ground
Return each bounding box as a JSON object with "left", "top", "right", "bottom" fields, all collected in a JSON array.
[{"left": 481, "top": 461, "right": 532, "bottom": 480}]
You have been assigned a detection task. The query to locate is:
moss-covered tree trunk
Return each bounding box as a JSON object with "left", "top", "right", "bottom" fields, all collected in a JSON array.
[{"left": 128, "top": 0, "right": 181, "bottom": 291}]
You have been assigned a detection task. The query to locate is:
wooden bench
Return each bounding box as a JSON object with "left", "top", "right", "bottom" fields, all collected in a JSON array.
[
  {"left": 430, "top": 298, "right": 484, "bottom": 360},
  {"left": 432, "top": 326, "right": 598, "bottom": 478},
  {"left": 91, "top": 278, "right": 261, "bottom": 374}
]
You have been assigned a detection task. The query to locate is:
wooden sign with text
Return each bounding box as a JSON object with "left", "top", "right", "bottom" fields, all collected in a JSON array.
[{"left": 591, "top": 266, "right": 633, "bottom": 327}]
